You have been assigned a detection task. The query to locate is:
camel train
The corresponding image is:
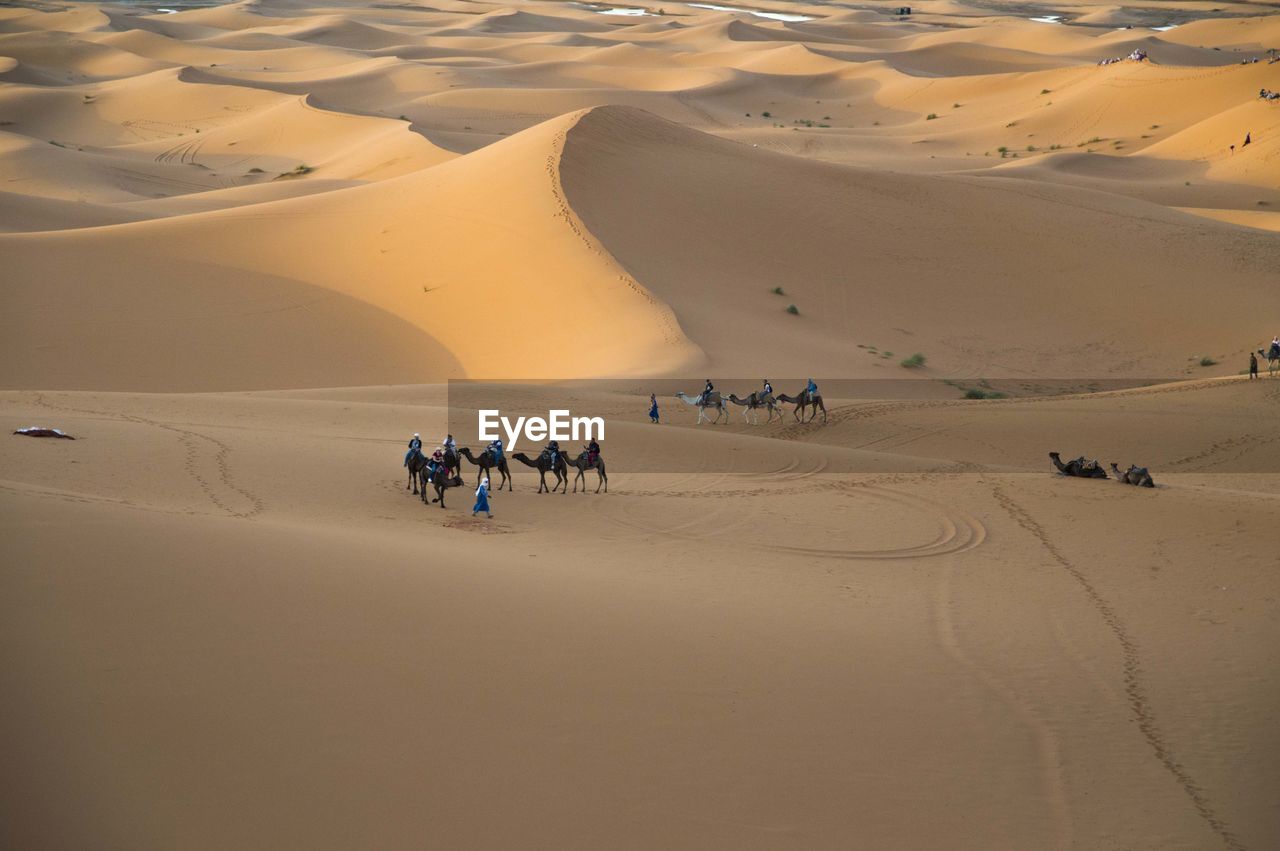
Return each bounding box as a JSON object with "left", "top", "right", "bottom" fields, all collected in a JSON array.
[
  {"left": 676, "top": 384, "right": 826, "bottom": 425},
  {"left": 1050, "top": 452, "right": 1156, "bottom": 487},
  {"left": 405, "top": 442, "right": 605, "bottom": 507}
]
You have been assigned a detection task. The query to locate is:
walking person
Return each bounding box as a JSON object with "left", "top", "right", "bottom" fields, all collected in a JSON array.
[
  {"left": 1250, "top": 351, "right": 1259, "bottom": 379},
  {"left": 648, "top": 393, "right": 660, "bottom": 424},
  {"left": 473, "top": 475, "right": 492, "bottom": 518}
]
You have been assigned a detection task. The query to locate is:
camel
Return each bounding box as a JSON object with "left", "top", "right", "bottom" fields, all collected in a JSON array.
[
  {"left": 405, "top": 449, "right": 429, "bottom": 492},
  {"left": 423, "top": 472, "right": 466, "bottom": 508},
  {"left": 511, "top": 450, "right": 568, "bottom": 494},
  {"left": 726, "top": 392, "right": 785, "bottom": 424},
  {"left": 675, "top": 391, "right": 729, "bottom": 424},
  {"left": 776, "top": 389, "right": 827, "bottom": 423},
  {"left": 565, "top": 450, "right": 608, "bottom": 493},
  {"left": 1110, "top": 463, "right": 1155, "bottom": 487},
  {"left": 1258, "top": 347, "right": 1280, "bottom": 377},
  {"left": 1049, "top": 452, "right": 1108, "bottom": 479},
  {"left": 458, "top": 446, "right": 512, "bottom": 491}
]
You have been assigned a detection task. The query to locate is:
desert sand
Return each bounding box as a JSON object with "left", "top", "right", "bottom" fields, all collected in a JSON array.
[{"left": 2, "top": 0, "right": 1279, "bottom": 847}]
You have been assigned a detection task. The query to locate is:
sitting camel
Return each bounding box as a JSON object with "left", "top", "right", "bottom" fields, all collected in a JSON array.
[
  {"left": 727, "top": 392, "right": 785, "bottom": 424},
  {"left": 511, "top": 450, "right": 568, "bottom": 494},
  {"left": 458, "top": 446, "right": 511, "bottom": 491},
  {"left": 565, "top": 450, "right": 608, "bottom": 493},
  {"left": 675, "top": 391, "right": 729, "bottom": 424},
  {"left": 1110, "top": 463, "right": 1155, "bottom": 488},
  {"left": 422, "top": 471, "right": 466, "bottom": 508},
  {"left": 1049, "top": 451, "right": 1108, "bottom": 479}
]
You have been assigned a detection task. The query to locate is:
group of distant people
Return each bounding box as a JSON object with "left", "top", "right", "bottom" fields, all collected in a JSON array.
[{"left": 1260, "top": 89, "right": 1280, "bottom": 101}]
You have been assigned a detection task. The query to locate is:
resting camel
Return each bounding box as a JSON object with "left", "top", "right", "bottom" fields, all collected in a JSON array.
[
  {"left": 458, "top": 446, "right": 512, "bottom": 491},
  {"left": 1110, "top": 463, "right": 1155, "bottom": 487},
  {"left": 675, "top": 391, "right": 729, "bottom": 424},
  {"left": 726, "top": 392, "right": 785, "bottom": 424},
  {"left": 1049, "top": 452, "right": 1107, "bottom": 479},
  {"left": 565, "top": 450, "right": 608, "bottom": 493},
  {"left": 422, "top": 472, "right": 465, "bottom": 508},
  {"left": 776, "top": 389, "right": 827, "bottom": 423},
  {"left": 1258, "top": 348, "right": 1280, "bottom": 377},
  {"left": 511, "top": 450, "right": 568, "bottom": 494}
]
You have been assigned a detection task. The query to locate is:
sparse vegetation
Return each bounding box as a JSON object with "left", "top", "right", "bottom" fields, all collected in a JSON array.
[
  {"left": 1027, "top": 144, "right": 1037, "bottom": 151},
  {"left": 1040, "top": 88, "right": 1051, "bottom": 94},
  {"left": 771, "top": 286, "right": 785, "bottom": 295},
  {"left": 953, "top": 103, "right": 962, "bottom": 108},
  {"left": 762, "top": 111, "right": 771, "bottom": 118},
  {"left": 399, "top": 114, "right": 409, "bottom": 121},
  {"left": 1199, "top": 356, "right": 1218, "bottom": 367},
  {"left": 1005, "top": 121, "right": 1018, "bottom": 128},
  {"left": 964, "top": 387, "right": 1006, "bottom": 400},
  {"left": 275, "top": 164, "right": 314, "bottom": 180},
  {"left": 926, "top": 113, "right": 938, "bottom": 120},
  {"left": 900, "top": 352, "right": 927, "bottom": 369},
  {"left": 785, "top": 304, "right": 800, "bottom": 315}
]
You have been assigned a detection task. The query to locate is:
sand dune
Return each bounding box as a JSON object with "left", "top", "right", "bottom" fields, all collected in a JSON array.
[{"left": 3, "top": 0, "right": 1279, "bottom": 846}]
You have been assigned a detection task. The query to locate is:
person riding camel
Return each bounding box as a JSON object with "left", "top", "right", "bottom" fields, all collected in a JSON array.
[
  {"left": 487, "top": 437, "right": 504, "bottom": 464},
  {"left": 762, "top": 379, "right": 773, "bottom": 400},
  {"left": 585, "top": 439, "right": 600, "bottom": 466},
  {"left": 702, "top": 379, "right": 715, "bottom": 405},
  {"left": 443, "top": 434, "right": 457, "bottom": 455},
  {"left": 805, "top": 377, "right": 819, "bottom": 401},
  {"left": 405, "top": 432, "right": 422, "bottom": 467},
  {"left": 1271, "top": 336, "right": 1280, "bottom": 358},
  {"left": 546, "top": 440, "right": 560, "bottom": 467}
]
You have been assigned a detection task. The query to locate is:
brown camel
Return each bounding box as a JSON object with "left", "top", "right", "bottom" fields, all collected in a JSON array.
[
  {"left": 565, "top": 450, "right": 608, "bottom": 493},
  {"left": 458, "top": 446, "right": 512, "bottom": 491},
  {"left": 1110, "top": 463, "right": 1155, "bottom": 487},
  {"left": 726, "top": 392, "right": 785, "bottom": 424},
  {"left": 776, "top": 389, "right": 827, "bottom": 423},
  {"left": 1049, "top": 452, "right": 1107, "bottom": 479},
  {"left": 424, "top": 472, "right": 466, "bottom": 508},
  {"left": 511, "top": 450, "right": 568, "bottom": 493},
  {"left": 1258, "top": 348, "right": 1279, "bottom": 377},
  {"left": 406, "top": 449, "right": 429, "bottom": 493}
]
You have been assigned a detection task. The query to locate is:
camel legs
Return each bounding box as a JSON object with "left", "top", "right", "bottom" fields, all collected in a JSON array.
[{"left": 596, "top": 466, "right": 607, "bottom": 493}]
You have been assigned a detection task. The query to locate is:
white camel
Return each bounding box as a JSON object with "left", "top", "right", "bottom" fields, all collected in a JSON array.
[{"left": 674, "top": 391, "right": 729, "bottom": 424}]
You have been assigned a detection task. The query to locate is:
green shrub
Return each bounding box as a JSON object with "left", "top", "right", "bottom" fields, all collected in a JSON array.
[
  {"left": 900, "top": 353, "right": 926, "bottom": 369},
  {"left": 771, "top": 286, "right": 785, "bottom": 295},
  {"left": 926, "top": 113, "right": 938, "bottom": 120},
  {"left": 785, "top": 304, "right": 800, "bottom": 315},
  {"left": 1199, "top": 356, "right": 1217, "bottom": 367}
]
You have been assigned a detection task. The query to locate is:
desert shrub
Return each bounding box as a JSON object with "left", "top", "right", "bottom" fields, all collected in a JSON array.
[
  {"left": 771, "top": 286, "right": 785, "bottom": 295},
  {"left": 1199, "top": 356, "right": 1217, "bottom": 367},
  {"left": 900, "top": 353, "right": 926, "bottom": 369},
  {"left": 785, "top": 304, "right": 800, "bottom": 315},
  {"left": 926, "top": 113, "right": 938, "bottom": 120}
]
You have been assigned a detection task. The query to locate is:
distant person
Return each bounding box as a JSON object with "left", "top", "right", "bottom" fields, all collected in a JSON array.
[
  {"left": 1270, "top": 336, "right": 1280, "bottom": 358},
  {"left": 648, "top": 393, "right": 660, "bottom": 424},
  {"left": 487, "top": 436, "right": 504, "bottom": 464},
  {"left": 585, "top": 439, "right": 600, "bottom": 466},
  {"left": 546, "top": 439, "right": 560, "bottom": 466},
  {"left": 443, "top": 433, "right": 457, "bottom": 454},
  {"left": 1243, "top": 132, "right": 1252, "bottom": 147},
  {"left": 1249, "top": 351, "right": 1259, "bottom": 379},
  {"left": 762, "top": 379, "right": 773, "bottom": 399},
  {"left": 405, "top": 432, "right": 422, "bottom": 467},
  {"left": 702, "top": 378, "right": 715, "bottom": 403},
  {"left": 472, "top": 476, "right": 492, "bottom": 518},
  {"left": 806, "top": 377, "right": 819, "bottom": 399}
]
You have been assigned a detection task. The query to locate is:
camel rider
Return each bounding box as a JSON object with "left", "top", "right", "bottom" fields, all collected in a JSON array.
[
  {"left": 405, "top": 432, "right": 422, "bottom": 467},
  {"left": 1271, "top": 337, "right": 1280, "bottom": 358},
  {"left": 586, "top": 439, "right": 600, "bottom": 465},
  {"left": 762, "top": 379, "right": 773, "bottom": 400},
  {"left": 546, "top": 440, "right": 560, "bottom": 466},
  {"left": 443, "top": 434, "right": 457, "bottom": 455},
  {"left": 487, "top": 437, "right": 504, "bottom": 464},
  {"left": 702, "top": 379, "right": 715, "bottom": 404},
  {"left": 806, "top": 378, "right": 818, "bottom": 400}
]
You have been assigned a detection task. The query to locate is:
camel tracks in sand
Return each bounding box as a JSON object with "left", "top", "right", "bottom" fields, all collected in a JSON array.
[
  {"left": 990, "top": 485, "right": 1243, "bottom": 850},
  {"left": 26, "top": 394, "right": 265, "bottom": 520}
]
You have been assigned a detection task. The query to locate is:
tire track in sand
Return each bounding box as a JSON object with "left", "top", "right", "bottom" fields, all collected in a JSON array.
[{"left": 991, "top": 484, "right": 1243, "bottom": 851}]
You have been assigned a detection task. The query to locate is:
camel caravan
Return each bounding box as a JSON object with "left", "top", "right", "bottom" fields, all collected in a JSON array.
[
  {"left": 676, "top": 379, "right": 827, "bottom": 425},
  {"left": 403, "top": 432, "right": 606, "bottom": 509},
  {"left": 1049, "top": 452, "right": 1156, "bottom": 487}
]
